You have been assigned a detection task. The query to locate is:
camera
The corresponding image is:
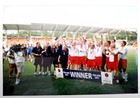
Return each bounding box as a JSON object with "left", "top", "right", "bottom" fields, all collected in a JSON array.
[{"left": 12, "top": 44, "right": 22, "bottom": 52}]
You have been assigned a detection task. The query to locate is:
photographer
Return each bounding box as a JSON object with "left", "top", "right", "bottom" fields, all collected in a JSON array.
[{"left": 6, "top": 46, "right": 17, "bottom": 79}]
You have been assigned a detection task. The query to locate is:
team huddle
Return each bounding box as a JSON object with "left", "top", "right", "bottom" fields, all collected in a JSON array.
[{"left": 5, "top": 34, "right": 128, "bottom": 85}]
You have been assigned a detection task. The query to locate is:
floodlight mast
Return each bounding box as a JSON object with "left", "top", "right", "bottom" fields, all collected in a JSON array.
[
  {"left": 52, "top": 24, "right": 58, "bottom": 38},
  {"left": 3, "top": 25, "right": 7, "bottom": 38},
  {"left": 16, "top": 25, "right": 19, "bottom": 38},
  {"left": 73, "top": 26, "right": 82, "bottom": 39},
  {"left": 83, "top": 27, "right": 93, "bottom": 38},
  {"left": 63, "top": 25, "right": 70, "bottom": 38}
]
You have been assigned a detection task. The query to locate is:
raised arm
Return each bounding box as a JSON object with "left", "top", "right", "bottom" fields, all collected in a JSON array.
[
  {"left": 107, "top": 31, "right": 110, "bottom": 41},
  {"left": 100, "top": 34, "right": 103, "bottom": 45}
]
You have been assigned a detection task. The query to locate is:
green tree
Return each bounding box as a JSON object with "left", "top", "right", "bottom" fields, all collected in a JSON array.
[
  {"left": 67, "top": 32, "right": 73, "bottom": 38},
  {"left": 43, "top": 32, "right": 53, "bottom": 37},
  {"left": 86, "top": 32, "right": 93, "bottom": 39}
]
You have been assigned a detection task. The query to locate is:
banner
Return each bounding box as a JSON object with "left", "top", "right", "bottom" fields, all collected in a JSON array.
[
  {"left": 56, "top": 68, "right": 101, "bottom": 82},
  {"left": 101, "top": 71, "right": 114, "bottom": 84},
  {"left": 55, "top": 68, "right": 114, "bottom": 84}
]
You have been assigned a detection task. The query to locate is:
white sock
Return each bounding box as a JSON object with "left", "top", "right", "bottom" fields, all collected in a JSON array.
[
  {"left": 121, "top": 72, "right": 125, "bottom": 79},
  {"left": 15, "top": 79, "right": 20, "bottom": 84},
  {"left": 48, "top": 71, "right": 51, "bottom": 75},
  {"left": 124, "top": 72, "right": 128, "bottom": 81},
  {"left": 39, "top": 72, "right": 41, "bottom": 74}
]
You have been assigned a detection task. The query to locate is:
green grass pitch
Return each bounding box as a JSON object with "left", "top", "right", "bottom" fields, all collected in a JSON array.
[{"left": 3, "top": 50, "right": 138, "bottom": 95}]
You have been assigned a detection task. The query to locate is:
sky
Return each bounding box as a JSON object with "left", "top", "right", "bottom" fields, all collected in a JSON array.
[{"left": 2, "top": 0, "right": 138, "bottom": 29}]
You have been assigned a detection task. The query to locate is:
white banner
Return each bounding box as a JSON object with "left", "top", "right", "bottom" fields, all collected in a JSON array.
[
  {"left": 55, "top": 68, "right": 64, "bottom": 78},
  {"left": 101, "top": 71, "right": 114, "bottom": 84}
]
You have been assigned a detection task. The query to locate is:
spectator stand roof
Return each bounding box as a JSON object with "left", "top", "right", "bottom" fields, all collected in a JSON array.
[{"left": 3, "top": 23, "right": 137, "bottom": 36}]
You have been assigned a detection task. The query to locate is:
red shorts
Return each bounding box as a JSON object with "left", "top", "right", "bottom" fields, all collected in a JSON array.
[
  {"left": 95, "top": 57, "right": 102, "bottom": 67},
  {"left": 78, "top": 56, "right": 87, "bottom": 65},
  {"left": 106, "top": 57, "right": 109, "bottom": 68},
  {"left": 108, "top": 62, "right": 118, "bottom": 71},
  {"left": 70, "top": 56, "right": 79, "bottom": 65},
  {"left": 87, "top": 59, "right": 96, "bottom": 68},
  {"left": 118, "top": 59, "right": 127, "bottom": 69}
]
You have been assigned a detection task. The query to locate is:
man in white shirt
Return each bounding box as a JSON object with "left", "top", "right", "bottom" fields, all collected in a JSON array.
[
  {"left": 13, "top": 45, "right": 25, "bottom": 85},
  {"left": 118, "top": 41, "right": 128, "bottom": 82}
]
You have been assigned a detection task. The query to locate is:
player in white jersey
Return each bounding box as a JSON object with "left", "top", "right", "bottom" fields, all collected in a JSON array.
[
  {"left": 107, "top": 43, "right": 119, "bottom": 83},
  {"left": 95, "top": 42, "right": 104, "bottom": 71},
  {"left": 77, "top": 42, "right": 87, "bottom": 70},
  {"left": 118, "top": 41, "right": 128, "bottom": 82},
  {"left": 69, "top": 42, "right": 79, "bottom": 70},
  {"left": 86, "top": 44, "right": 96, "bottom": 71},
  {"left": 93, "top": 34, "right": 104, "bottom": 71}
]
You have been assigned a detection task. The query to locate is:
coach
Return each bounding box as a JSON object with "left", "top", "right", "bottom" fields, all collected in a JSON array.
[
  {"left": 32, "top": 42, "right": 43, "bottom": 77},
  {"left": 58, "top": 45, "right": 69, "bottom": 69},
  {"left": 41, "top": 44, "right": 52, "bottom": 76}
]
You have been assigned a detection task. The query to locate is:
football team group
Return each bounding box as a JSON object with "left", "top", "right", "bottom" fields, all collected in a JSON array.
[{"left": 5, "top": 34, "right": 128, "bottom": 85}]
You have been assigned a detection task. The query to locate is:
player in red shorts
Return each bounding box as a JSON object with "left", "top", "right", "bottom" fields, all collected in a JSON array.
[
  {"left": 69, "top": 42, "right": 79, "bottom": 70},
  {"left": 77, "top": 42, "right": 87, "bottom": 70},
  {"left": 118, "top": 41, "right": 128, "bottom": 82},
  {"left": 107, "top": 43, "right": 119, "bottom": 83},
  {"left": 95, "top": 35, "right": 104, "bottom": 71},
  {"left": 86, "top": 44, "right": 96, "bottom": 71}
]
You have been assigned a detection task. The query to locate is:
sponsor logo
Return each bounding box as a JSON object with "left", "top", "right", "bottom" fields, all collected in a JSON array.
[
  {"left": 105, "top": 73, "right": 109, "bottom": 77},
  {"left": 58, "top": 69, "right": 61, "bottom": 72}
]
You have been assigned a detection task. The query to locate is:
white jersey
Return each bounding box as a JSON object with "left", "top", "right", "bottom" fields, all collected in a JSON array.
[
  {"left": 78, "top": 45, "right": 86, "bottom": 56},
  {"left": 14, "top": 51, "right": 25, "bottom": 63},
  {"left": 109, "top": 49, "right": 118, "bottom": 62},
  {"left": 118, "top": 46, "right": 128, "bottom": 59},
  {"left": 7, "top": 51, "right": 15, "bottom": 64},
  {"left": 87, "top": 48, "right": 96, "bottom": 59},
  {"left": 71, "top": 46, "right": 79, "bottom": 56},
  {"left": 95, "top": 46, "right": 103, "bottom": 57}
]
